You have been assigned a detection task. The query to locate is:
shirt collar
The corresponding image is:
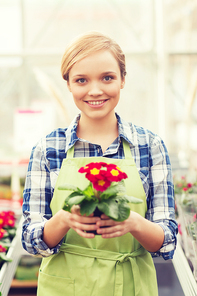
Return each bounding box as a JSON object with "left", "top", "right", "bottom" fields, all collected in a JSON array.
[
  {"left": 115, "top": 113, "right": 134, "bottom": 146},
  {"left": 65, "top": 114, "right": 81, "bottom": 153},
  {"left": 65, "top": 113, "right": 135, "bottom": 153}
]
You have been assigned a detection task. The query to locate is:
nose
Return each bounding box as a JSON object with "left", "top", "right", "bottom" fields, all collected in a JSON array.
[{"left": 88, "top": 82, "right": 103, "bottom": 96}]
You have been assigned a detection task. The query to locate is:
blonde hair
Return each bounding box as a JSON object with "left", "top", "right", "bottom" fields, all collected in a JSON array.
[{"left": 61, "top": 31, "right": 126, "bottom": 81}]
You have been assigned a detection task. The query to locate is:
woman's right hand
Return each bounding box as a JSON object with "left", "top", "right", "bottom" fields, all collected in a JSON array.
[
  {"left": 43, "top": 207, "right": 100, "bottom": 248},
  {"left": 62, "top": 206, "right": 101, "bottom": 238}
]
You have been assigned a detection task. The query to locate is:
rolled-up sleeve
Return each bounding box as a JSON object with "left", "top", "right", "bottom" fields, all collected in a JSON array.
[
  {"left": 145, "top": 136, "right": 178, "bottom": 260},
  {"left": 22, "top": 139, "right": 62, "bottom": 257}
]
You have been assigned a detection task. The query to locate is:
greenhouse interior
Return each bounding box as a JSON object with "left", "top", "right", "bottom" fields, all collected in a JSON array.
[{"left": 0, "top": 0, "right": 197, "bottom": 295}]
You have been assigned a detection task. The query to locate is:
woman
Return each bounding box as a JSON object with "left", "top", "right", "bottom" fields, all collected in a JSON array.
[{"left": 22, "top": 32, "right": 178, "bottom": 296}]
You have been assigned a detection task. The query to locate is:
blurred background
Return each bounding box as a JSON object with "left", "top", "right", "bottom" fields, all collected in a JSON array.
[
  {"left": 0, "top": 0, "right": 197, "bottom": 174},
  {"left": 0, "top": 1, "right": 197, "bottom": 295}
]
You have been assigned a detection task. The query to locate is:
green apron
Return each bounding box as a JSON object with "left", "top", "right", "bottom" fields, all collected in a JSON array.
[{"left": 37, "top": 140, "right": 158, "bottom": 296}]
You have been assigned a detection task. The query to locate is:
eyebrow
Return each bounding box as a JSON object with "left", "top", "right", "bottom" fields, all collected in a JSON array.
[
  {"left": 72, "top": 71, "right": 117, "bottom": 78},
  {"left": 101, "top": 71, "right": 117, "bottom": 75},
  {"left": 72, "top": 74, "right": 86, "bottom": 77}
]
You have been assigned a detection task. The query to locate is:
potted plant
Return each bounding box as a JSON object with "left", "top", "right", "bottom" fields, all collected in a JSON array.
[
  {"left": 0, "top": 211, "right": 16, "bottom": 269},
  {"left": 59, "top": 162, "right": 143, "bottom": 223},
  {"left": 174, "top": 175, "right": 197, "bottom": 278}
]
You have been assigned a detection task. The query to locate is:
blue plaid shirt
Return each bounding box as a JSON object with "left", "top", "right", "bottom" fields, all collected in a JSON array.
[{"left": 22, "top": 113, "right": 178, "bottom": 259}]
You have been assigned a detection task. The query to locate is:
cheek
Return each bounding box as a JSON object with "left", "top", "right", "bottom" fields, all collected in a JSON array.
[
  {"left": 105, "top": 84, "right": 121, "bottom": 97},
  {"left": 71, "top": 88, "right": 86, "bottom": 100}
]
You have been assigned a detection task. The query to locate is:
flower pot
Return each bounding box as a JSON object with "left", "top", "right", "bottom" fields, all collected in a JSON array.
[
  {"left": 86, "top": 207, "right": 106, "bottom": 235},
  {"left": 93, "top": 207, "right": 103, "bottom": 218}
]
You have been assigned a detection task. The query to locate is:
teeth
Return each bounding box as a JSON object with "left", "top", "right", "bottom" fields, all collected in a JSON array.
[{"left": 88, "top": 101, "right": 104, "bottom": 105}]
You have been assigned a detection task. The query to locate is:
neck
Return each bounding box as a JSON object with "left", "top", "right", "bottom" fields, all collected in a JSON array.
[{"left": 77, "top": 112, "right": 119, "bottom": 151}]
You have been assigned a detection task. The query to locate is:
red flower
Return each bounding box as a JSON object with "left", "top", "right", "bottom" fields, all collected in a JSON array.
[
  {"left": 0, "top": 228, "right": 6, "bottom": 239},
  {"left": 79, "top": 162, "right": 127, "bottom": 183},
  {"left": 87, "top": 168, "right": 105, "bottom": 182},
  {"left": 79, "top": 162, "right": 128, "bottom": 193},
  {"left": 0, "top": 211, "right": 16, "bottom": 228},
  {"left": 106, "top": 164, "right": 128, "bottom": 182},
  {"left": 79, "top": 162, "right": 106, "bottom": 174},
  {"left": 0, "top": 245, "right": 6, "bottom": 253},
  {"left": 79, "top": 162, "right": 103, "bottom": 182},
  {"left": 182, "top": 187, "right": 188, "bottom": 191},
  {"left": 187, "top": 183, "right": 192, "bottom": 188},
  {"left": 0, "top": 212, "right": 6, "bottom": 228},
  {"left": 0, "top": 218, "right": 4, "bottom": 228},
  {"left": 5, "top": 217, "right": 15, "bottom": 227},
  {"left": 7, "top": 211, "right": 15, "bottom": 217},
  {"left": 92, "top": 179, "right": 111, "bottom": 192}
]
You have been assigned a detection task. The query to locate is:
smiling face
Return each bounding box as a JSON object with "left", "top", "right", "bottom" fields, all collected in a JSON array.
[{"left": 67, "top": 50, "right": 125, "bottom": 122}]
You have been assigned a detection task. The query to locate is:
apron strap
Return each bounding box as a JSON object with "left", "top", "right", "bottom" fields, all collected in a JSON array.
[
  {"left": 66, "top": 145, "right": 75, "bottom": 159},
  {"left": 122, "top": 139, "right": 132, "bottom": 159},
  {"left": 66, "top": 139, "right": 132, "bottom": 160}
]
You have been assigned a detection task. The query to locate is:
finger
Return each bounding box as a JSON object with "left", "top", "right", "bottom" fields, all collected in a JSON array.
[
  {"left": 96, "top": 219, "right": 119, "bottom": 227},
  {"left": 70, "top": 219, "right": 100, "bottom": 232},
  {"left": 97, "top": 224, "right": 123, "bottom": 235},
  {"left": 71, "top": 206, "right": 97, "bottom": 218},
  {"left": 100, "top": 214, "right": 109, "bottom": 220},
  {"left": 71, "top": 214, "right": 101, "bottom": 225},
  {"left": 98, "top": 227, "right": 125, "bottom": 238},
  {"left": 71, "top": 205, "right": 81, "bottom": 215},
  {"left": 80, "top": 222, "right": 99, "bottom": 231},
  {"left": 73, "top": 227, "right": 95, "bottom": 238}
]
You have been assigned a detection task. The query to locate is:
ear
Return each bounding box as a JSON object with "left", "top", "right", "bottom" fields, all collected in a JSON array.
[
  {"left": 67, "top": 80, "right": 71, "bottom": 92},
  {"left": 121, "top": 77, "right": 125, "bottom": 89}
]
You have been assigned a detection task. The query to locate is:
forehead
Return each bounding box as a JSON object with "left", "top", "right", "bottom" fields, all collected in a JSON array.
[{"left": 70, "top": 50, "right": 120, "bottom": 75}]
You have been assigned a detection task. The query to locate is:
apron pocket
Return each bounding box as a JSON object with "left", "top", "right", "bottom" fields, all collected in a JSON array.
[{"left": 38, "top": 270, "right": 75, "bottom": 296}]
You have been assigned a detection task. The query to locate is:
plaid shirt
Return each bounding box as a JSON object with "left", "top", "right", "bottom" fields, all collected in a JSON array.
[{"left": 22, "top": 113, "right": 178, "bottom": 259}]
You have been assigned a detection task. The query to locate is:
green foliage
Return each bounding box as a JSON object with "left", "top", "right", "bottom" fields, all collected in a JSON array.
[
  {"left": 80, "top": 200, "right": 98, "bottom": 216},
  {"left": 59, "top": 181, "right": 143, "bottom": 222}
]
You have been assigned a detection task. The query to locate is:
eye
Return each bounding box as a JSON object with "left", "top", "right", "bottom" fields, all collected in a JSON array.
[
  {"left": 76, "top": 78, "right": 86, "bottom": 84},
  {"left": 103, "top": 75, "right": 113, "bottom": 82}
]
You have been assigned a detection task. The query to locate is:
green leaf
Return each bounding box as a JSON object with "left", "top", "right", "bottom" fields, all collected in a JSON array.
[
  {"left": 0, "top": 238, "right": 11, "bottom": 245},
  {"left": 67, "top": 191, "right": 83, "bottom": 198},
  {"left": 100, "top": 182, "right": 126, "bottom": 199},
  {"left": 100, "top": 193, "right": 117, "bottom": 201},
  {"left": 116, "top": 201, "right": 131, "bottom": 221},
  {"left": 67, "top": 195, "right": 86, "bottom": 207},
  {"left": 80, "top": 200, "right": 98, "bottom": 216},
  {"left": 97, "top": 199, "right": 131, "bottom": 222},
  {"left": 82, "top": 183, "right": 94, "bottom": 199},
  {"left": 97, "top": 200, "right": 119, "bottom": 220},
  {"left": 58, "top": 184, "right": 79, "bottom": 191},
  {"left": 63, "top": 191, "right": 83, "bottom": 204},
  {"left": 6, "top": 229, "right": 16, "bottom": 239},
  {"left": 120, "top": 195, "right": 143, "bottom": 204},
  {"left": 62, "top": 203, "right": 71, "bottom": 212}
]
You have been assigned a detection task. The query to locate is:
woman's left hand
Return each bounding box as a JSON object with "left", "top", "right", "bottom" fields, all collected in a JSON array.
[
  {"left": 96, "top": 212, "right": 134, "bottom": 238},
  {"left": 96, "top": 211, "right": 165, "bottom": 253}
]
